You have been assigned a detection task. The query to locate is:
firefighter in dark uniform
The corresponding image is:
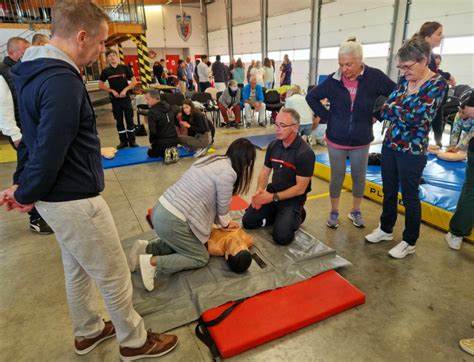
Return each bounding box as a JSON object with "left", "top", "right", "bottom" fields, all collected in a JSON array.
[
  {"left": 99, "top": 49, "right": 138, "bottom": 149},
  {"left": 243, "top": 108, "right": 315, "bottom": 245}
]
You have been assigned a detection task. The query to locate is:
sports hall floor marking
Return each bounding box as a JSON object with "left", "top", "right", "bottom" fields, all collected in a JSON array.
[{"left": 307, "top": 189, "right": 347, "bottom": 201}]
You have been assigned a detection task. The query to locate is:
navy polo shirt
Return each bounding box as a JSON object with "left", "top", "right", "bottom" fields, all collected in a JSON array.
[
  {"left": 99, "top": 64, "right": 133, "bottom": 96},
  {"left": 264, "top": 135, "right": 315, "bottom": 202}
]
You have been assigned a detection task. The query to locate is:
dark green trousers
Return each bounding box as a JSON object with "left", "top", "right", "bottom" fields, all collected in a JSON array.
[{"left": 449, "top": 148, "right": 474, "bottom": 237}]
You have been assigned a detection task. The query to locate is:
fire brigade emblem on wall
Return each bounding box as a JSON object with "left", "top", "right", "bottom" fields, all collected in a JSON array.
[{"left": 177, "top": 13, "right": 192, "bottom": 41}]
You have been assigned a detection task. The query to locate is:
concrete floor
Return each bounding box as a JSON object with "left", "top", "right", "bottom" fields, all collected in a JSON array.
[{"left": 0, "top": 104, "right": 473, "bottom": 362}]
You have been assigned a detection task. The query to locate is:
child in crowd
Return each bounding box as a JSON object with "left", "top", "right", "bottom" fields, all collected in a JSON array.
[{"left": 447, "top": 91, "right": 474, "bottom": 154}]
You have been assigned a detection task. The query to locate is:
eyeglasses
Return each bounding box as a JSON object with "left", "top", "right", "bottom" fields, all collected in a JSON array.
[
  {"left": 396, "top": 62, "right": 417, "bottom": 71},
  {"left": 273, "top": 123, "right": 297, "bottom": 129}
]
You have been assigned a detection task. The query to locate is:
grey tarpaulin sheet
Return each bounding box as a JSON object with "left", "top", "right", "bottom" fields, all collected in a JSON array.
[{"left": 121, "top": 218, "right": 351, "bottom": 333}]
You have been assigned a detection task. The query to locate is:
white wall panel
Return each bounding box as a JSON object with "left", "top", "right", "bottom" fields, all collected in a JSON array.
[
  {"left": 268, "top": 9, "right": 311, "bottom": 51},
  {"left": 407, "top": 0, "right": 474, "bottom": 37},
  {"left": 320, "top": 2, "right": 395, "bottom": 47},
  {"left": 207, "top": 0, "right": 227, "bottom": 32},
  {"left": 208, "top": 29, "right": 229, "bottom": 56},
  {"left": 268, "top": 0, "right": 311, "bottom": 17},
  {"left": 441, "top": 54, "right": 474, "bottom": 87},
  {"left": 233, "top": 21, "right": 261, "bottom": 54},
  {"left": 232, "top": 0, "right": 260, "bottom": 26}
]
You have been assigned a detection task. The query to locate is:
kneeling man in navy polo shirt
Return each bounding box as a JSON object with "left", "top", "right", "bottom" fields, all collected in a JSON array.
[{"left": 243, "top": 108, "right": 315, "bottom": 245}]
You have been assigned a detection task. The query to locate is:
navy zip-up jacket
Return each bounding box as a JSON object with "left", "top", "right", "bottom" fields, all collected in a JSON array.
[
  {"left": 11, "top": 49, "right": 104, "bottom": 205},
  {"left": 306, "top": 65, "right": 396, "bottom": 146}
]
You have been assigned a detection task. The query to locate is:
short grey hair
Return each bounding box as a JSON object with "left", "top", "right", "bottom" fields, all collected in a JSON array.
[
  {"left": 398, "top": 36, "right": 431, "bottom": 63},
  {"left": 145, "top": 89, "right": 161, "bottom": 100},
  {"left": 280, "top": 107, "right": 300, "bottom": 124},
  {"left": 339, "top": 36, "right": 363, "bottom": 60}
]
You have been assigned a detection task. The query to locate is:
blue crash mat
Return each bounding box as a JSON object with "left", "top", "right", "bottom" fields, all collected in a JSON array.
[
  {"left": 315, "top": 144, "right": 467, "bottom": 213},
  {"left": 245, "top": 134, "right": 276, "bottom": 150},
  {"left": 102, "top": 146, "right": 194, "bottom": 169}
]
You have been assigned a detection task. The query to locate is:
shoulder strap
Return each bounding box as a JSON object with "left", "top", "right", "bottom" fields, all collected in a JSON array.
[{"left": 194, "top": 298, "right": 246, "bottom": 361}]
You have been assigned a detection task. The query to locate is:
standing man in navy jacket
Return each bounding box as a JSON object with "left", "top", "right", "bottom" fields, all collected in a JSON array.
[{"left": 0, "top": 1, "right": 177, "bottom": 359}]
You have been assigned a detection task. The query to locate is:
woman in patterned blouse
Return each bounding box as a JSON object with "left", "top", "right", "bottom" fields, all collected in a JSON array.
[{"left": 365, "top": 36, "right": 448, "bottom": 259}]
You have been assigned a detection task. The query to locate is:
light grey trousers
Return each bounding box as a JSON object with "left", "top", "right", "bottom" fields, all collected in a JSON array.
[
  {"left": 36, "top": 196, "right": 146, "bottom": 348},
  {"left": 327, "top": 144, "right": 370, "bottom": 199},
  {"left": 178, "top": 132, "right": 211, "bottom": 150}
]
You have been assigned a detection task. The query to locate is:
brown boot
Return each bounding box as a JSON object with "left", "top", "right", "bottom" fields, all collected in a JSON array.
[
  {"left": 119, "top": 329, "right": 178, "bottom": 361},
  {"left": 74, "top": 320, "right": 116, "bottom": 355}
]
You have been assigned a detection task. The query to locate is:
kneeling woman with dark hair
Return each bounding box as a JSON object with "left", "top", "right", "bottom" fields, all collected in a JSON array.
[
  {"left": 128, "top": 138, "right": 256, "bottom": 291},
  {"left": 177, "top": 99, "right": 212, "bottom": 157}
]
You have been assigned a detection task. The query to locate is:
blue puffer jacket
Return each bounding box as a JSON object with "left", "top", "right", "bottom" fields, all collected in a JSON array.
[{"left": 306, "top": 65, "right": 396, "bottom": 146}]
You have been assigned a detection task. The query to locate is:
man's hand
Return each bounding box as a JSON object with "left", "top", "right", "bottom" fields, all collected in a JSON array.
[
  {"left": 0, "top": 185, "right": 34, "bottom": 213},
  {"left": 251, "top": 189, "right": 272, "bottom": 209},
  {"left": 13, "top": 138, "right": 21, "bottom": 148},
  {"left": 119, "top": 89, "right": 128, "bottom": 98},
  {"left": 111, "top": 90, "right": 120, "bottom": 98},
  {"left": 254, "top": 102, "right": 261, "bottom": 111},
  {"left": 447, "top": 146, "right": 459, "bottom": 153}
]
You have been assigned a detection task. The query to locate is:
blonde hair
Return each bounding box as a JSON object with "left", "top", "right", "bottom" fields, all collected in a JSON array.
[
  {"left": 288, "top": 85, "right": 303, "bottom": 96},
  {"left": 339, "top": 36, "right": 363, "bottom": 60}
]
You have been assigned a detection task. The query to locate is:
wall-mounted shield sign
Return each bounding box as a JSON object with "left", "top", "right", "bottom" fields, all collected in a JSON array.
[{"left": 177, "top": 13, "right": 192, "bottom": 42}]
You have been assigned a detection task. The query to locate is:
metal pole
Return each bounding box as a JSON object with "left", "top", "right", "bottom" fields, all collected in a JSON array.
[
  {"left": 225, "top": 0, "right": 234, "bottom": 60},
  {"left": 260, "top": 0, "right": 268, "bottom": 61},
  {"left": 308, "top": 0, "right": 322, "bottom": 86},
  {"left": 203, "top": 2, "right": 209, "bottom": 55},
  {"left": 387, "top": 0, "right": 410, "bottom": 81}
]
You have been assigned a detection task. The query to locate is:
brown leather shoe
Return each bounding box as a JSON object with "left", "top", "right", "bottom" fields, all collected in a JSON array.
[
  {"left": 120, "top": 329, "right": 178, "bottom": 361},
  {"left": 74, "top": 320, "right": 116, "bottom": 355}
]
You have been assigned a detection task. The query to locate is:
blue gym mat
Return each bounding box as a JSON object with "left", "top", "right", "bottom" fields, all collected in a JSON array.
[
  {"left": 102, "top": 146, "right": 194, "bottom": 169},
  {"left": 315, "top": 145, "right": 467, "bottom": 213},
  {"left": 245, "top": 134, "right": 276, "bottom": 150}
]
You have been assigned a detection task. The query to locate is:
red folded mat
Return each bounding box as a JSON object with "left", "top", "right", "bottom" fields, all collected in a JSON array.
[{"left": 196, "top": 270, "right": 365, "bottom": 359}]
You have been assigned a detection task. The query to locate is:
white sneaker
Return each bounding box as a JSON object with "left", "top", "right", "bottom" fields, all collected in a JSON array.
[
  {"left": 388, "top": 241, "right": 416, "bottom": 259},
  {"left": 139, "top": 254, "right": 156, "bottom": 292},
  {"left": 193, "top": 147, "right": 208, "bottom": 158},
  {"left": 128, "top": 239, "right": 148, "bottom": 272},
  {"left": 365, "top": 226, "right": 393, "bottom": 243},
  {"left": 445, "top": 232, "right": 463, "bottom": 250},
  {"left": 307, "top": 135, "right": 314, "bottom": 146}
]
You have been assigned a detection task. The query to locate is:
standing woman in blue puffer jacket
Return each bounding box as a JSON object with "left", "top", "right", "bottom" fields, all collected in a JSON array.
[{"left": 306, "top": 37, "right": 396, "bottom": 229}]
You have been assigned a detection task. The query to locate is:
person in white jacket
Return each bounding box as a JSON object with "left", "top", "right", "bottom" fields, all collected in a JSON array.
[{"left": 0, "top": 37, "right": 30, "bottom": 148}]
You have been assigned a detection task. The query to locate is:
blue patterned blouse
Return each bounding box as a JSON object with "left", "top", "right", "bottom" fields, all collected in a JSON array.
[{"left": 382, "top": 75, "right": 448, "bottom": 155}]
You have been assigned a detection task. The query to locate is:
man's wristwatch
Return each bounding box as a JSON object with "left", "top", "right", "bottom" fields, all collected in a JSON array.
[{"left": 272, "top": 193, "right": 280, "bottom": 202}]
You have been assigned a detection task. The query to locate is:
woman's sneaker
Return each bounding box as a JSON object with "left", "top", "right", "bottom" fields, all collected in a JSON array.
[
  {"left": 445, "top": 232, "right": 463, "bottom": 250},
  {"left": 194, "top": 146, "right": 209, "bottom": 158},
  {"left": 365, "top": 226, "right": 393, "bottom": 243},
  {"left": 326, "top": 211, "right": 339, "bottom": 229},
  {"left": 388, "top": 241, "right": 416, "bottom": 259},
  {"left": 120, "top": 329, "right": 178, "bottom": 361},
  {"left": 139, "top": 254, "right": 156, "bottom": 292},
  {"left": 348, "top": 210, "right": 365, "bottom": 228}
]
